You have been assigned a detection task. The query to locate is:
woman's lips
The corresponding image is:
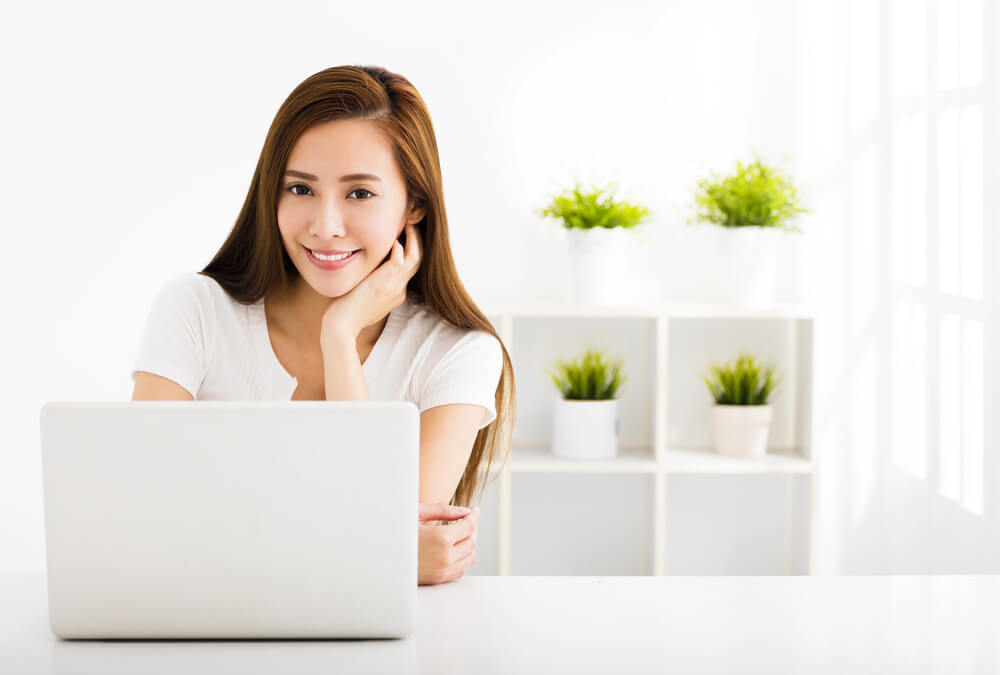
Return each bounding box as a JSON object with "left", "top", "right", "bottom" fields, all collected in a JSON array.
[
  {"left": 309, "top": 247, "right": 356, "bottom": 255},
  {"left": 304, "top": 245, "right": 360, "bottom": 270}
]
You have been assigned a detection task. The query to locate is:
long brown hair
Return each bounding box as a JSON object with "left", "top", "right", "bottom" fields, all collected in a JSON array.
[{"left": 200, "top": 65, "right": 514, "bottom": 508}]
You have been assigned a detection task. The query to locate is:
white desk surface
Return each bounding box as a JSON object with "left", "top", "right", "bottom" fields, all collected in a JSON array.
[{"left": 2, "top": 573, "right": 998, "bottom": 674}]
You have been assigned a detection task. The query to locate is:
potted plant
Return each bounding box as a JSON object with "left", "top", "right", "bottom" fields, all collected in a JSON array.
[
  {"left": 537, "top": 182, "right": 651, "bottom": 306},
  {"left": 546, "top": 348, "right": 627, "bottom": 459},
  {"left": 701, "top": 352, "right": 784, "bottom": 458},
  {"left": 690, "top": 154, "right": 809, "bottom": 307}
]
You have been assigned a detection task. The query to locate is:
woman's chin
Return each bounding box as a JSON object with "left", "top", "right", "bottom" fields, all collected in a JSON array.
[{"left": 298, "top": 272, "right": 353, "bottom": 298}]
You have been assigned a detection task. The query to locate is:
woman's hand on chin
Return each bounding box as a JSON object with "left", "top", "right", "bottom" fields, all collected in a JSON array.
[{"left": 320, "top": 221, "right": 422, "bottom": 345}]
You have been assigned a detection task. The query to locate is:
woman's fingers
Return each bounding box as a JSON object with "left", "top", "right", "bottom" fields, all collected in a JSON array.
[
  {"left": 456, "top": 547, "right": 475, "bottom": 568},
  {"left": 391, "top": 238, "right": 405, "bottom": 266},
  {"left": 445, "top": 516, "right": 477, "bottom": 581},
  {"left": 403, "top": 222, "right": 421, "bottom": 274},
  {"left": 451, "top": 532, "right": 476, "bottom": 561},
  {"left": 417, "top": 502, "right": 470, "bottom": 523},
  {"left": 447, "top": 548, "right": 476, "bottom": 583},
  {"left": 416, "top": 503, "right": 479, "bottom": 585},
  {"left": 445, "top": 510, "right": 477, "bottom": 545}
]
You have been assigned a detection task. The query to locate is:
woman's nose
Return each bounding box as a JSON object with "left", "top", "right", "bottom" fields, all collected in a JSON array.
[{"left": 308, "top": 198, "right": 347, "bottom": 240}]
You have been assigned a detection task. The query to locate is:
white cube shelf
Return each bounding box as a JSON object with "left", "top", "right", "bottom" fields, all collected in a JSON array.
[{"left": 476, "top": 299, "right": 818, "bottom": 576}]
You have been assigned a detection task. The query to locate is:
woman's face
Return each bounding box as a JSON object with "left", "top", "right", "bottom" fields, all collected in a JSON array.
[{"left": 276, "top": 118, "right": 424, "bottom": 298}]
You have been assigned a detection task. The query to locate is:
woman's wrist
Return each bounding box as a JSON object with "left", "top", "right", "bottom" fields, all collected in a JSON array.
[
  {"left": 321, "top": 327, "right": 371, "bottom": 402},
  {"left": 320, "top": 322, "right": 357, "bottom": 352}
]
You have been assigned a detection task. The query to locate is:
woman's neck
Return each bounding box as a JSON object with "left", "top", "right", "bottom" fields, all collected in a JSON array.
[{"left": 268, "top": 278, "right": 389, "bottom": 353}]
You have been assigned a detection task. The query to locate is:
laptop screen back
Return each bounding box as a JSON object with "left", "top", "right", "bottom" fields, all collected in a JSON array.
[{"left": 40, "top": 400, "right": 418, "bottom": 639}]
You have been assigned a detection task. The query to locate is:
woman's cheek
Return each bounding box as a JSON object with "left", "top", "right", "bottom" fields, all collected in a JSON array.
[
  {"left": 353, "top": 217, "right": 392, "bottom": 257},
  {"left": 280, "top": 200, "right": 304, "bottom": 224}
]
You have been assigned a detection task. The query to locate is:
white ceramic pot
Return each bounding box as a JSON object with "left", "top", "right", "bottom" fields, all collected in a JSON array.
[
  {"left": 710, "top": 404, "right": 773, "bottom": 457},
  {"left": 551, "top": 398, "right": 620, "bottom": 459},
  {"left": 706, "top": 226, "right": 779, "bottom": 307},
  {"left": 565, "top": 226, "right": 630, "bottom": 306}
]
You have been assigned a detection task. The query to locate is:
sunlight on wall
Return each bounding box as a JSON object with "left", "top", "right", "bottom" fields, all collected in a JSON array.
[
  {"left": 932, "top": 0, "right": 985, "bottom": 516},
  {"left": 936, "top": 0, "right": 959, "bottom": 89},
  {"left": 838, "top": 0, "right": 882, "bottom": 538},
  {"left": 958, "top": 0, "right": 983, "bottom": 87},
  {"left": 849, "top": 146, "right": 878, "bottom": 336},
  {"left": 937, "top": 103, "right": 983, "bottom": 300},
  {"left": 890, "top": 0, "right": 926, "bottom": 99},
  {"left": 849, "top": 0, "right": 879, "bottom": 134},
  {"left": 792, "top": 0, "right": 993, "bottom": 572},
  {"left": 959, "top": 106, "right": 983, "bottom": 300},
  {"left": 851, "top": 342, "right": 878, "bottom": 522},
  {"left": 890, "top": 111, "right": 927, "bottom": 287},
  {"left": 883, "top": 0, "right": 985, "bottom": 517},
  {"left": 961, "top": 319, "right": 984, "bottom": 514},
  {"left": 890, "top": 298, "right": 927, "bottom": 479},
  {"left": 940, "top": 314, "right": 961, "bottom": 500},
  {"left": 937, "top": 107, "right": 961, "bottom": 295}
]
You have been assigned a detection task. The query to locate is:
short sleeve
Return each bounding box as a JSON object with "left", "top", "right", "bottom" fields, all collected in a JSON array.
[
  {"left": 418, "top": 330, "right": 503, "bottom": 430},
  {"left": 130, "top": 273, "right": 209, "bottom": 398}
]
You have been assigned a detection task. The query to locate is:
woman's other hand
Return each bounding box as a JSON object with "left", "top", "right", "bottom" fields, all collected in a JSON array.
[
  {"left": 417, "top": 502, "right": 478, "bottom": 585},
  {"left": 320, "top": 221, "right": 422, "bottom": 344}
]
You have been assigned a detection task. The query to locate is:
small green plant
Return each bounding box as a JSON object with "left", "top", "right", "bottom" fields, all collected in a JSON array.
[
  {"left": 701, "top": 352, "right": 783, "bottom": 405},
  {"left": 537, "top": 182, "right": 651, "bottom": 230},
  {"left": 691, "top": 155, "right": 809, "bottom": 232},
  {"left": 547, "top": 348, "right": 627, "bottom": 400}
]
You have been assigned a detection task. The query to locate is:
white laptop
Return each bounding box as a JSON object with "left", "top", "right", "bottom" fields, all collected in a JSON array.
[{"left": 39, "top": 401, "right": 419, "bottom": 640}]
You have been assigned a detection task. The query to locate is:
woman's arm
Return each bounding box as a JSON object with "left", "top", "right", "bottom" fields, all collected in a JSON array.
[
  {"left": 131, "top": 371, "right": 195, "bottom": 401},
  {"left": 322, "top": 332, "right": 371, "bottom": 402},
  {"left": 418, "top": 404, "right": 483, "bottom": 505}
]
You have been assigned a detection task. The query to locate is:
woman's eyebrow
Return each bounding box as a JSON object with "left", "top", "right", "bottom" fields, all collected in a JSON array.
[{"left": 284, "top": 169, "right": 382, "bottom": 182}]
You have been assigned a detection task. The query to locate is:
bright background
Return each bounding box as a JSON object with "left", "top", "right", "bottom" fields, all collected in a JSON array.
[{"left": 2, "top": 0, "right": 997, "bottom": 575}]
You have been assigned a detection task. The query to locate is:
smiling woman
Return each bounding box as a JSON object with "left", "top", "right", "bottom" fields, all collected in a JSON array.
[
  {"left": 272, "top": 116, "right": 420, "bottom": 314},
  {"left": 129, "top": 65, "right": 516, "bottom": 585}
]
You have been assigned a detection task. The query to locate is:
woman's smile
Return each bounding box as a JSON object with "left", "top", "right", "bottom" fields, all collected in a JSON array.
[{"left": 304, "top": 245, "right": 361, "bottom": 270}]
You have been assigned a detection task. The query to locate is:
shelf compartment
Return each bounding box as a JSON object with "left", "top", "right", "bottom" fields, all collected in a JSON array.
[
  {"left": 665, "top": 317, "right": 814, "bottom": 458},
  {"left": 479, "top": 445, "right": 811, "bottom": 475},
  {"left": 506, "top": 444, "right": 657, "bottom": 473},
  {"left": 510, "top": 473, "right": 653, "bottom": 575},
  {"left": 662, "top": 473, "right": 811, "bottom": 575},
  {"left": 481, "top": 300, "right": 814, "bottom": 319},
  {"left": 506, "top": 315, "right": 656, "bottom": 457},
  {"left": 663, "top": 447, "right": 813, "bottom": 474}
]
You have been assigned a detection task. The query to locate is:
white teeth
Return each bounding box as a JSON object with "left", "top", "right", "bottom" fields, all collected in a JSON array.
[{"left": 310, "top": 249, "right": 353, "bottom": 262}]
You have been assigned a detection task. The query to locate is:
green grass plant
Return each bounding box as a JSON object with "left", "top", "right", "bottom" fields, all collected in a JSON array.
[
  {"left": 547, "top": 348, "right": 627, "bottom": 400},
  {"left": 701, "top": 352, "right": 783, "bottom": 405},
  {"left": 692, "top": 155, "right": 808, "bottom": 232},
  {"left": 538, "top": 182, "right": 650, "bottom": 231}
]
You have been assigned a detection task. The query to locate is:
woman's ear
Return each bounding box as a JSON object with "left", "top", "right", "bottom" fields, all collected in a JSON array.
[{"left": 406, "top": 202, "right": 426, "bottom": 226}]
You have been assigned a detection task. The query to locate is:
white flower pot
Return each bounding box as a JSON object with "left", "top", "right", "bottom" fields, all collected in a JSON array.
[
  {"left": 706, "top": 226, "right": 779, "bottom": 307},
  {"left": 551, "top": 398, "right": 619, "bottom": 459},
  {"left": 710, "top": 404, "right": 773, "bottom": 457},
  {"left": 565, "top": 226, "right": 631, "bottom": 306}
]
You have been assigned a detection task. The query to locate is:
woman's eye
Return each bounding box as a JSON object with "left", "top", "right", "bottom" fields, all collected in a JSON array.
[{"left": 286, "top": 185, "right": 373, "bottom": 199}]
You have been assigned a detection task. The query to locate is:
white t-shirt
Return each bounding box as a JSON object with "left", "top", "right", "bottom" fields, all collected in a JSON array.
[{"left": 130, "top": 272, "right": 503, "bottom": 430}]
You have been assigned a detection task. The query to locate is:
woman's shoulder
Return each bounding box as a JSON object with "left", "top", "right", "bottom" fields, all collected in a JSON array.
[
  {"left": 403, "top": 299, "right": 504, "bottom": 403},
  {"left": 156, "top": 272, "right": 245, "bottom": 309},
  {"left": 149, "top": 272, "right": 253, "bottom": 331}
]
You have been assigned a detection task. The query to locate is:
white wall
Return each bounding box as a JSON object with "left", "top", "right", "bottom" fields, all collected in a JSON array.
[
  {"left": 1, "top": 0, "right": 997, "bottom": 575},
  {"left": 792, "top": 0, "right": 1000, "bottom": 573}
]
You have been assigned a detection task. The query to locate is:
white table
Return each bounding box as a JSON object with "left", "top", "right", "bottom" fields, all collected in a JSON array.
[{"left": 2, "top": 574, "right": 998, "bottom": 674}]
